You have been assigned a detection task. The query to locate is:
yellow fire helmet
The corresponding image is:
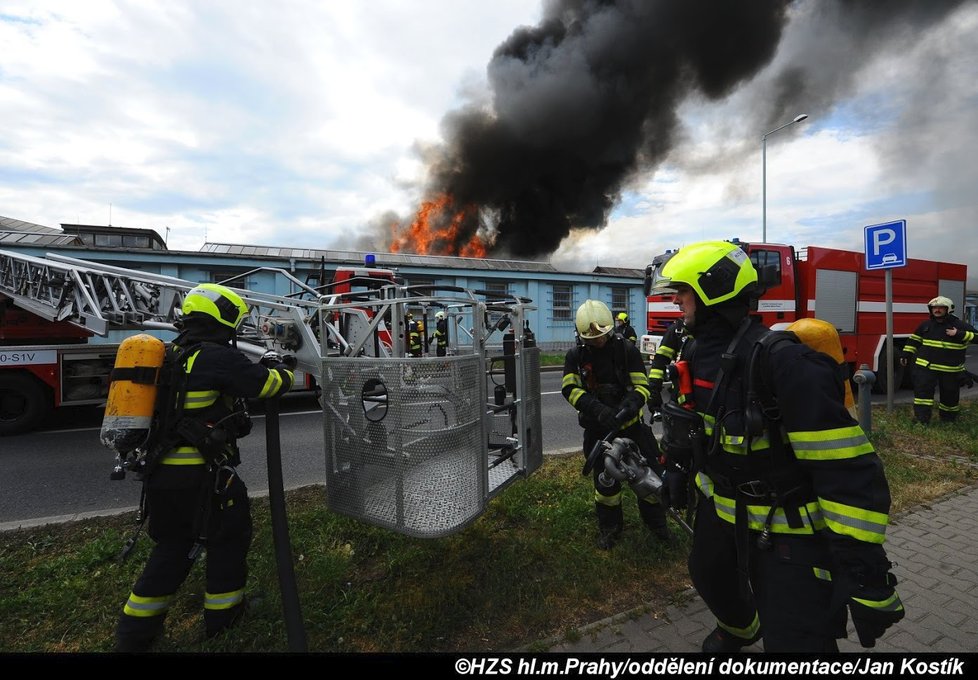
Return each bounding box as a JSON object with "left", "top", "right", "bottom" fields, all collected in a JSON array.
[
  {"left": 182, "top": 283, "right": 249, "bottom": 329},
  {"left": 653, "top": 240, "right": 757, "bottom": 306},
  {"left": 576, "top": 299, "right": 614, "bottom": 340}
]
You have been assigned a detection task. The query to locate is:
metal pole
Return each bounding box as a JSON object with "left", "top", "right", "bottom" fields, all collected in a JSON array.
[
  {"left": 761, "top": 114, "right": 807, "bottom": 245},
  {"left": 762, "top": 135, "right": 767, "bottom": 243},
  {"left": 885, "top": 268, "right": 894, "bottom": 411}
]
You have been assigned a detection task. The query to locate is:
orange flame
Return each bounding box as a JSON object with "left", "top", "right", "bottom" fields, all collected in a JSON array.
[{"left": 391, "top": 194, "right": 487, "bottom": 258}]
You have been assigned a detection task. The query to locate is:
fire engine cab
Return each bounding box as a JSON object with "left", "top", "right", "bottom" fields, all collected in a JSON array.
[{"left": 641, "top": 239, "right": 968, "bottom": 393}]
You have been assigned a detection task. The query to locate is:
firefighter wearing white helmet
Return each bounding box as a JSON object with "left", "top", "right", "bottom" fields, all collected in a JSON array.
[
  {"left": 562, "top": 299, "right": 671, "bottom": 549},
  {"left": 654, "top": 240, "right": 902, "bottom": 652},
  {"left": 900, "top": 294, "right": 978, "bottom": 423},
  {"left": 430, "top": 310, "right": 449, "bottom": 356},
  {"left": 114, "top": 283, "right": 294, "bottom": 652}
]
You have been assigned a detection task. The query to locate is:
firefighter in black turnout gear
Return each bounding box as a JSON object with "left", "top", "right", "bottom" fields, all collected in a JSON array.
[
  {"left": 653, "top": 241, "right": 904, "bottom": 653},
  {"left": 647, "top": 319, "right": 688, "bottom": 421},
  {"left": 406, "top": 312, "right": 423, "bottom": 357},
  {"left": 430, "top": 310, "right": 449, "bottom": 356},
  {"left": 616, "top": 312, "right": 637, "bottom": 345},
  {"left": 562, "top": 299, "right": 670, "bottom": 550},
  {"left": 114, "top": 284, "right": 294, "bottom": 652},
  {"left": 900, "top": 296, "right": 978, "bottom": 424}
]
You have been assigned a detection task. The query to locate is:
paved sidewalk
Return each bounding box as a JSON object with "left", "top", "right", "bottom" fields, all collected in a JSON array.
[{"left": 541, "top": 485, "right": 978, "bottom": 653}]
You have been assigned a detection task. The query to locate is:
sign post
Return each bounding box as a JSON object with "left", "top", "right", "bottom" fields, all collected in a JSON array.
[{"left": 864, "top": 220, "right": 908, "bottom": 411}]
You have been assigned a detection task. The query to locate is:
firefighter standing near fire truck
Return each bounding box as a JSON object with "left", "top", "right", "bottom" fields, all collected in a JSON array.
[
  {"left": 900, "top": 296, "right": 978, "bottom": 424},
  {"left": 616, "top": 312, "right": 637, "bottom": 345},
  {"left": 430, "top": 310, "right": 449, "bottom": 356},
  {"left": 114, "top": 284, "right": 294, "bottom": 652},
  {"left": 647, "top": 319, "right": 688, "bottom": 422},
  {"left": 562, "top": 299, "right": 671, "bottom": 549},
  {"left": 653, "top": 241, "right": 903, "bottom": 652},
  {"left": 406, "top": 312, "right": 423, "bottom": 357}
]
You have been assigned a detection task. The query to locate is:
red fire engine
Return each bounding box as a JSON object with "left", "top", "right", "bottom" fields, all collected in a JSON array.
[{"left": 641, "top": 239, "right": 968, "bottom": 392}]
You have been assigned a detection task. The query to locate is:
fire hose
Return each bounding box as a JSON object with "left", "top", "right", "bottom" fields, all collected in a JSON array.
[{"left": 265, "top": 396, "right": 308, "bottom": 652}]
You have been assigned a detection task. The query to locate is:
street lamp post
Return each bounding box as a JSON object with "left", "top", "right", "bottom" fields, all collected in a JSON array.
[{"left": 762, "top": 113, "right": 808, "bottom": 243}]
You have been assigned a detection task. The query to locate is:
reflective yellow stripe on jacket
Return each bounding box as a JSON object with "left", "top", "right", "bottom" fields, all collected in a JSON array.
[
  {"left": 787, "top": 425, "right": 874, "bottom": 461},
  {"left": 562, "top": 372, "right": 587, "bottom": 408}
]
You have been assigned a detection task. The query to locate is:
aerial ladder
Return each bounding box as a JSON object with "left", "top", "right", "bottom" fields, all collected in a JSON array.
[{"left": 0, "top": 248, "right": 543, "bottom": 537}]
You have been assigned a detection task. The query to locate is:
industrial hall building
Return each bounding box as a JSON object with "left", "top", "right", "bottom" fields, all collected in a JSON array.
[{"left": 0, "top": 216, "right": 646, "bottom": 351}]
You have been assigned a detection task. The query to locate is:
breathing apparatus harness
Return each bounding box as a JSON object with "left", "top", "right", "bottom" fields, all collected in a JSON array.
[
  {"left": 113, "top": 341, "right": 252, "bottom": 561},
  {"left": 661, "top": 317, "right": 816, "bottom": 588}
]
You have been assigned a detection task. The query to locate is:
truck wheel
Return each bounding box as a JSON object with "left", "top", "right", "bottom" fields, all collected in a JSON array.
[{"left": 0, "top": 372, "right": 51, "bottom": 436}]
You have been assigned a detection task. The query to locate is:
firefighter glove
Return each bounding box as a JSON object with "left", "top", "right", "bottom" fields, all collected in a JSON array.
[
  {"left": 647, "top": 385, "right": 663, "bottom": 409},
  {"left": 261, "top": 350, "right": 296, "bottom": 370},
  {"left": 848, "top": 577, "right": 905, "bottom": 648},
  {"left": 618, "top": 391, "right": 645, "bottom": 423},
  {"left": 587, "top": 401, "right": 620, "bottom": 432}
]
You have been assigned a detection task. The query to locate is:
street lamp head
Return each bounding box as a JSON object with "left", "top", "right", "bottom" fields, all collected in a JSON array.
[{"left": 793, "top": 114, "right": 809, "bottom": 123}]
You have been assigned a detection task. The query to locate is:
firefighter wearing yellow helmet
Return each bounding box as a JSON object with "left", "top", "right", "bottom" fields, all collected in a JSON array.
[
  {"left": 114, "top": 283, "right": 295, "bottom": 652},
  {"left": 615, "top": 311, "right": 637, "bottom": 345},
  {"left": 562, "top": 299, "right": 671, "bottom": 549},
  {"left": 653, "top": 240, "right": 903, "bottom": 652},
  {"left": 430, "top": 310, "right": 449, "bottom": 356},
  {"left": 405, "top": 311, "right": 423, "bottom": 357},
  {"left": 900, "top": 294, "right": 978, "bottom": 424}
]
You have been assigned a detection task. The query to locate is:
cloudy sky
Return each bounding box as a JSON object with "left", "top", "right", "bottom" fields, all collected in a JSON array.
[{"left": 2, "top": 1, "right": 976, "bottom": 285}]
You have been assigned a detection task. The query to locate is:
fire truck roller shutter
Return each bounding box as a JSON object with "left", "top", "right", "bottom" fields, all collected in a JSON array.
[{"left": 0, "top": 371, "right": 51, "bottom": 436}]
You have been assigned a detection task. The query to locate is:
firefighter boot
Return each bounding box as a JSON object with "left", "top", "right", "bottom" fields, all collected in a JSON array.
[
  {"left": 639, "top": 498, "right": 673, "bottom": 544},
  {"left": 595, "top": 502, "right": 624, "bottom": 550},
  {"left": 115, "top": 612, "right": 164, "bottom": 652},
  {"left": 204, "top": 596, "right": 249, "bottom": 639},
  {"left": 702, "top": 626, "right": 762, "bottom": 653}
]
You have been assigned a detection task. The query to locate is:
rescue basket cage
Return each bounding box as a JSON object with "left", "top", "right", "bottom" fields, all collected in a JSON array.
[{"left": 316, "top": 282, "right": 542, "bottom": 538}]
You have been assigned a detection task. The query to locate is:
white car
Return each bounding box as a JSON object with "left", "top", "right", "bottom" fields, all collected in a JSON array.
[{"left": 881, "top": 253, "right": 899, "bottom": 264}]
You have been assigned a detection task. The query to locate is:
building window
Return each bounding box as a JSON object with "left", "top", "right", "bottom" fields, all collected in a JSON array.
[
  {"left": 611, "top": 287, "right": 629, "bottom": 319},
  {"left": 552, "top": 284, "right": 573, "bottom": 321},
  {"left": 211, "top": 269, "right": 255, "bottom": 287},
  {"left": 122, "top": 235, "right": 150, "bottom": 248},
  {"left": 483, "top": 280, "right": 510, "bottom": 300},
  {"left": 406, "top": 275, "right": 435, "bottom": 291},
  {"left": 94, "top": 233, "right": 123, "bottom": 247}
]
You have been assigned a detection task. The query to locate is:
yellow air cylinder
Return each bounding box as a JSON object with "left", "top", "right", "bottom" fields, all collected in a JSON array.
[
  {"left": 786, "top": 318, "right": 856, "bottom": 416},
  {"left": 100, "top": 334, "right": 166, "bottom": 454}
]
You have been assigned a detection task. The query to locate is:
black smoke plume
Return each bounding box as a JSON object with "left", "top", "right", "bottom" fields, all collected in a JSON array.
[{"left": 388, "top": 0, "right": 967, "bottom": 259}]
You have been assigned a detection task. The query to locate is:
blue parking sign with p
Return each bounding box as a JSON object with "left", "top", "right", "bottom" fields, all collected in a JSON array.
[{"left": 864, "top": 220, "right": 907, "bottom": 270}]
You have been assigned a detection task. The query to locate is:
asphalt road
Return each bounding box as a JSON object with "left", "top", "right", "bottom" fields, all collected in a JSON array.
[
  {"left": 0, "top": 371, "right": 580, "bottom": 526},
  {"left": 3, "top": 352, "right": 976, "bottom": 529}
]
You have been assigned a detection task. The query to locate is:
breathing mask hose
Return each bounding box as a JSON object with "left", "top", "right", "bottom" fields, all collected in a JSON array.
[{"left": 264, "top": 395, "right": 308, "bottom": 652}]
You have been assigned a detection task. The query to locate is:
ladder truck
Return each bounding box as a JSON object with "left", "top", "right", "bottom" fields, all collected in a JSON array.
[{"left": 0, "top": 248, "right": 543, "bottom": 537}]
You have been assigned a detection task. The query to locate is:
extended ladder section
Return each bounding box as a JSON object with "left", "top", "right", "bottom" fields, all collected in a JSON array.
[{"left": 0, "top": 248, "right": 324, "bottom": 370}]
